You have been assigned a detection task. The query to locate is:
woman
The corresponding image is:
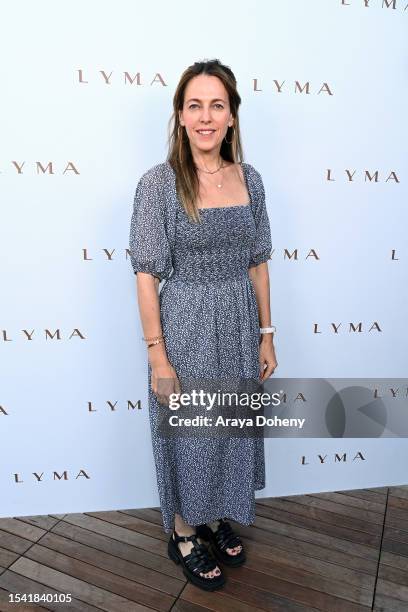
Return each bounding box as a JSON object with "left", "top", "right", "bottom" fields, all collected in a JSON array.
[{"left": 129, "top": 59, "right": 277, "bottom": 591}]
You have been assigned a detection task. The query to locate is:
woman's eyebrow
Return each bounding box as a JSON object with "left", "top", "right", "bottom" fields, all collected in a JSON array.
[{"left": 186, "top": 98, "right": 226, "bottom": 103}]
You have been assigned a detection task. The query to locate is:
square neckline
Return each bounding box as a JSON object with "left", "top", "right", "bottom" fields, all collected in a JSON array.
[
  {"left": 196, "top": 162, "right": 252, "bottom": 211},
  {"left": 166, "top": 160, "right": 253, "bottom": 213}
]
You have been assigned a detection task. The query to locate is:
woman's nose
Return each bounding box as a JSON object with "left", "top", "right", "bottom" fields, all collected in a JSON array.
[{"left": 200, "top": 107, "right": 212, "bottom": 121}]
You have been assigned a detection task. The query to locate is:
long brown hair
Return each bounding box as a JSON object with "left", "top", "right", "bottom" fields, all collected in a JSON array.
[{"left": 167, "top": 59, "right": 244, "bottom": 224}]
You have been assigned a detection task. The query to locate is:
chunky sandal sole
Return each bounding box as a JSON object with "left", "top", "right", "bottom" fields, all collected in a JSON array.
[
  {"left": 196, "top": 524, "right": 246, "bottom": 567},
  {"left": 167, "top": 535, "right": 225, "bottom": 591}
]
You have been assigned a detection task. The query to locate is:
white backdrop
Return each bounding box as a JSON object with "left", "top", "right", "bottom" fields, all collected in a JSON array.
[{"left": 1, "top": 0, "right": 407, "bottom": 519}]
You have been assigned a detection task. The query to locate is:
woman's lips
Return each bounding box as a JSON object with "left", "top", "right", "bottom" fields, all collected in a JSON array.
[{"left": 196, "top": 129, "right": 216, "bottom": 137}]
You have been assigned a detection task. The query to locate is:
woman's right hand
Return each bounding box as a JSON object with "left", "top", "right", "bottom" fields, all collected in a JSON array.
[{"left": 151, "top": 360, "right": 181, "bottom": 407}]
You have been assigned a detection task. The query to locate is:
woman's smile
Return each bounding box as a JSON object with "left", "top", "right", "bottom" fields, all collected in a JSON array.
[{"left": 196, "top": 129, "right": 216, "bottom": 138}]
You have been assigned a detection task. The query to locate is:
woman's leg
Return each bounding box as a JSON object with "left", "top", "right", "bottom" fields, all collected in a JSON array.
[{"left": 173, "top": 513, "right": 221, "bottom": 578}]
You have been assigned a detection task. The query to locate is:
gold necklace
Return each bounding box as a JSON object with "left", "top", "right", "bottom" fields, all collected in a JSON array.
[{"left": 195, "top": 159, "right": 226, "bottom": 188}]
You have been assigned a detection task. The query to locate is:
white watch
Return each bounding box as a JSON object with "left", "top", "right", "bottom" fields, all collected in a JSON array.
[{"left": 260, "top": 326, "right": 276, "bottom": 334}]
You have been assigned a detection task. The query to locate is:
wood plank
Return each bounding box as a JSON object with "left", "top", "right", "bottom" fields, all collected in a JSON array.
[
  {"left": 335, "top": 489, "right": 387, "bottom": 503},
  {"left": 263, "top": 493, "right": 384, "bottom": 524},
  {"left": 384, "top": 506, "right": 408, "bottom": 532},
  {"left": 388, "top": 486, "right": 408, "bottom": 500},
  {"left": 61, "top": 514, "right": 167, "bottom": 557},
  {"left": 373, "top": 592, "right": 408, "bottom": 612},
  {"left": 388, "top": 495, "right": 408, "bottom": 513},
  {"left": 233, "top": 524, "right": 378, "bottom": 574},
  {"left": 378, "top": 562, "right": 408, "bottom": 588},
  {"left": 51, "top": 519, "right": 183, "bottom": 579},
  {"left": 1, "top": 485, "right": 403, "bottom": 610},
  {"left": 238, "top": 515, "right": 379, "bottom": 560},
  {"left": 85, "top": 511, "right": 167, "bottom": 542},
  {"left": 379, "top": 550, "right": 408, "bottom": 571},
  {"left": 0, "top": 570, "right": 102, "bottom": 611},
  {"left": 48, "top": 514, "right": 67, "bottom": 520},
  {"left": 0, "top": 519, "right": 46, "bottom": 542},
  {"left": 383, "top": 524, "right": 408, "bottom": 546},
  {"left": 243, "top": 545, "right": 375, "bottom": 591},
  {"left": 366, "top": 487, "right": 389, "bottom": 494},
  {"left": 16, "top": 515, "right": 60, "bottom": 531},
  {"left": 0, "top": 546, "right": 19, "bottom": 570},
  {"left": 305, "top": 492, "right": 385, "bottom": 514},
  {"left": 185, "top": 568, "right": 371, "bottom": 611},
  {"left": 122, "top": 509, "right": 164, "bottom": 527},
  {"left": 0, "top": 529, "right": 34, "bottom": 555},
  {"left": 7, "top": 557, "right": 154, "bottom": 612},
  {"left": 223, "top": 562, "right": 372, "bottom": 607},
  {"left": 376, "top": 577, "right": 408, "bottom": 604},
  {"left": 375, "top": 486, "right": 408, "bottom": 608},
  {"left": 0, "top": 585, "right": 48, "bottom": 612},
  {"left": 255, "top": 498, "right": 381, "bottom": 534},
  {"left": 181, "top": 581, "right": 319, "bottom": 612},
  {"left": 172, "top": 600, "right": 219, "bottom": 612},
  {"left": 381, "top": 538, "right": 408, "bottom": 558},
  {"left": 37, "top": 531, "right": 183, "bottom": 597},
  {"left": 253, "top": 502, "right": 381, "bottom": 547},
  {"left": 252, "top": 511, "right": 380, "bottom": 548},
  {"left": 22, "top": 543, "right": 176, "bottom": 610}
]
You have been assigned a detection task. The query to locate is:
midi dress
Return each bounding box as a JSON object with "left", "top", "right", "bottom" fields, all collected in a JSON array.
[{"left": 129, "top": 160, "right": 272, "bottom": 533}]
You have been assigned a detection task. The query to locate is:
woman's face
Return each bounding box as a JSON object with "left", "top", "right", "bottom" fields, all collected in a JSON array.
[{"left": 178, "top": 74, "right": 234, "bottom": 156}]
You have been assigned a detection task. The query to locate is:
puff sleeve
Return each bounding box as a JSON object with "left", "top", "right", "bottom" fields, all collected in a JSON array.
[
  {"left": 249, "top": 169, "right": 272, "bottom": 268},
  {"left": 129, "top": 171, "right": 173, "bottom": 281}
]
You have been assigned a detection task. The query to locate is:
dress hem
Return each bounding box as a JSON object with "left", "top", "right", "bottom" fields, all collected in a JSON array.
[
  {"left": 162, "top": 509, "right": 257, "bottom": 534},
  {"left": 160, "top": 479, "right": 266, "bottom": 533}
]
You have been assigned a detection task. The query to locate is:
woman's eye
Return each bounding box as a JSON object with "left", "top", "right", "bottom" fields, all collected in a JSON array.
[{"left": 188, "top": 103, "right": 224, "bottom": 109}]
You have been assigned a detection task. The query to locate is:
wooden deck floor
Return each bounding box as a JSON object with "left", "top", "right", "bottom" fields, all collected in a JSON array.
[{"left": 0, "top": 486, "right": 407, "bottom": 611}]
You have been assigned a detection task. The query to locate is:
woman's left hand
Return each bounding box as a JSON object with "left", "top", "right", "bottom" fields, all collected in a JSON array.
[{"left": 259, "top": 336, "right": 278, "bottom": 381}]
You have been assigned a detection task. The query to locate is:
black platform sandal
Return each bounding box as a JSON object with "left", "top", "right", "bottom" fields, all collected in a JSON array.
[
  {"left": 196, "top": 518, "right": 246, "bottom": 567},
  {"left": 167, "top": 530, "right": 225, "bottom": 591}
]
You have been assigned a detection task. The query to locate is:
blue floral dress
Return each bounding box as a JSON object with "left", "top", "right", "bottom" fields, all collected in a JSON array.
[{"left": 129, "top": 160, "right": 272, "bottom": 533}]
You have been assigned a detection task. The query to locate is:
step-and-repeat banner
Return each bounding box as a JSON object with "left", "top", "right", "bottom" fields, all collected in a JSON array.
[{"left": 1, "top": 0, "right": 407, "bottom": 518}]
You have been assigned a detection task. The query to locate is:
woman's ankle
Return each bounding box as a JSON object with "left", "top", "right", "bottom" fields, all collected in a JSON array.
[
  {"left": 208, "top": 520, "right": 221, "bottom": 531},
  {"left": 174, "top": 513, "right": 195, "bottom": 536}
]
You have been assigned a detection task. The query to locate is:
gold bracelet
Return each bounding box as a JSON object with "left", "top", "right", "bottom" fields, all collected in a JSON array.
[
  {"left": 146, "top": 337, "right": 164, "bottom": 348},
  {"left": 142, "top": 334, "right": 164, "bottom": 342}
]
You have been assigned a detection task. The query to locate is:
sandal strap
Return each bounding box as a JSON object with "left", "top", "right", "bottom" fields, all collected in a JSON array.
[
  {"left": 185, "top": 541, "right": 217, "bottom": 574},
  {"left": 173, "top": 531, "right": 217, "bottom": 574},
  {"left": 173, "top": 530, "right": 197, "bottom": 545},
  {"left": 213, "top": 519, "right": 242, "bottom": 551}
]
